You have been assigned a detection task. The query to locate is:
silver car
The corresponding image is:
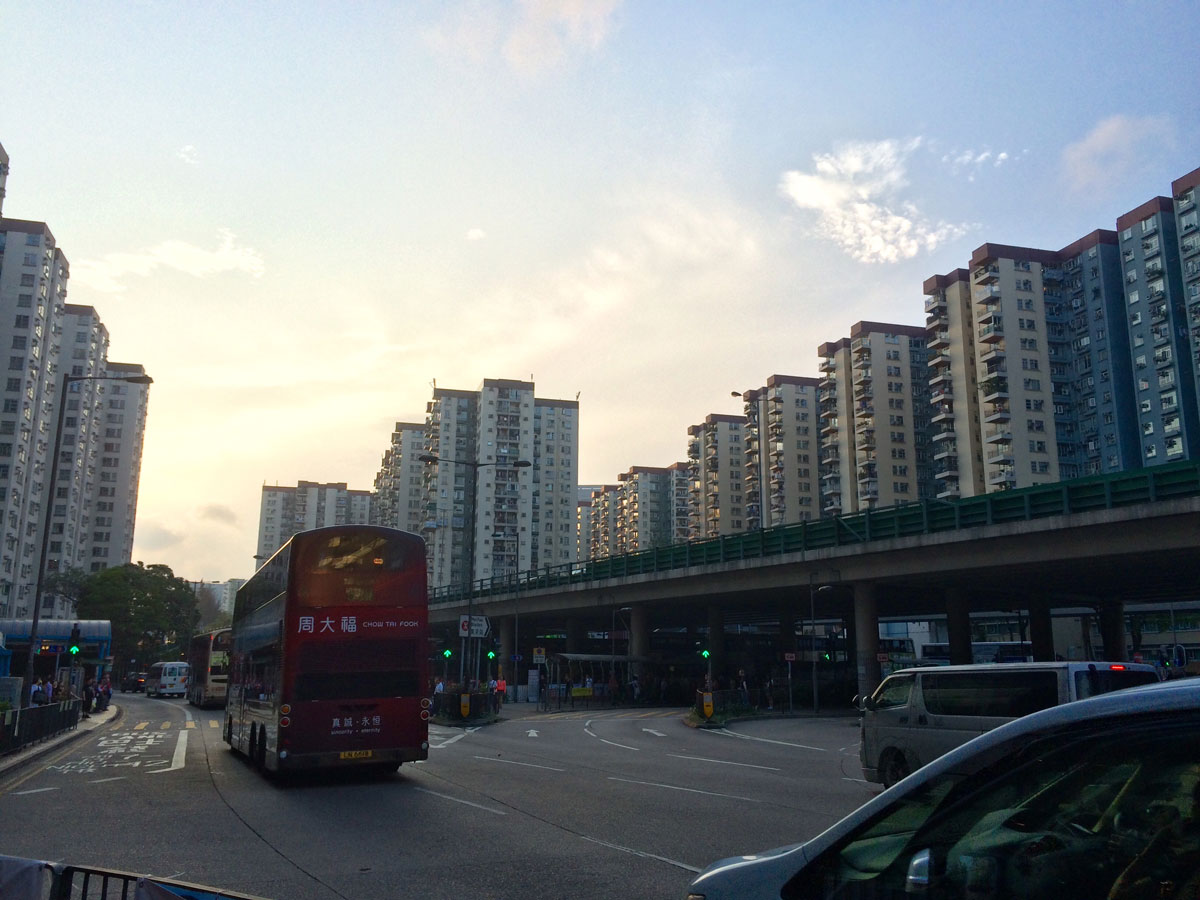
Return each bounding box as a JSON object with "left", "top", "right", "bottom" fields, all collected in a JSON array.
[{"left": 686, "top": 677, "right": 1200, "bottom": 900}]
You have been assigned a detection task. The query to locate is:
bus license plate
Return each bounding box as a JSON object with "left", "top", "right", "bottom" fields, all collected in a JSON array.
[{"left": 340, "top": 750, "right": 373, "bottom": 760}]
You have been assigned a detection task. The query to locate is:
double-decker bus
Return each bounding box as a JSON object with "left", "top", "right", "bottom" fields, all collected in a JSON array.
[
  {"left": 224, "top": 525, "right": 431, "bottom": 775},
  {"left": 187, "top": 627, "right": 232, "bottom": 708}
]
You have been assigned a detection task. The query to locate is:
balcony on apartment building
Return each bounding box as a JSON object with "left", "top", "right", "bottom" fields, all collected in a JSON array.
[{"left": 974, "top": 264, "right": 1000, "bottom": 284}]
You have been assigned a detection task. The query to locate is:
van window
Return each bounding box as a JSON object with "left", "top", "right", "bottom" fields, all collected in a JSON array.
[
  {"left": 873, "top": 674, "right": 915, "bottom": 709},
  {"left": 1074, "top": 667, "right": 1159, "bottom": 699},
  {"left": 922, "top": 671, "right": 1058, "bottom": 718}
]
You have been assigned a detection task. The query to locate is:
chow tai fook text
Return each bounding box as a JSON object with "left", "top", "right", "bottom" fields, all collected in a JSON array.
[{"left": 297, "top": 615, "right": 420, "bottom": 635}]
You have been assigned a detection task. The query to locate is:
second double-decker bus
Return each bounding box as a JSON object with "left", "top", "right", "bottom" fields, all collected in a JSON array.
[
  {"left": 224, "top": 525, "right": 430, "bottom": 775},
  {"left": 187, "top": 627, "right": 232, "bottom": 708}
]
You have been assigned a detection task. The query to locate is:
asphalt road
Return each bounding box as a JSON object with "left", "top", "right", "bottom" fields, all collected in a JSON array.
[{"left": 0, "top": 695, "right": 877, "bottom": 899}]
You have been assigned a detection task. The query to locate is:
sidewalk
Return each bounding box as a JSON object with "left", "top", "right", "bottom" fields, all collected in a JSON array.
[{"left": 0, "top": 703, "right": 121, "bottom": 778}]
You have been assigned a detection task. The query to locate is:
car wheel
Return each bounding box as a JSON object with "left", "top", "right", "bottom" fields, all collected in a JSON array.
[{"left": 881, "top": 749, "right": 910, "bottom": 788}]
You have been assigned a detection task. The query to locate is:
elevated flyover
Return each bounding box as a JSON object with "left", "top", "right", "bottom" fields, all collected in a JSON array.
[{"left": 431, "top": 460, "right": 1200, "bottom": 695}]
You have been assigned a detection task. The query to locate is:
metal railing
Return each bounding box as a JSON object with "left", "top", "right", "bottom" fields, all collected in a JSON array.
[
  {"left": 0, "top": 700, "right": 81, "bottom": 756},
  {"left": 431, "top": 459, "right": 1200, "bottom": 605}
]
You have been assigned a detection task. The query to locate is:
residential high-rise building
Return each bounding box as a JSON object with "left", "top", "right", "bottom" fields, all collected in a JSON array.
[
  {"left": 372, "top": 421, "right": 426, "bottom": 534},
  {"left": 420, "top": 379, "right": 578, "bottom": 590},
  {"left": 0, "top": 143, "right": 150, "bottom": 617},
  {"left": 255, "top": 481, "right": 372, "bottom": 566},
  {"left": 818, "top": 323, "right": 930, "bottom": 512},
  {"left": 1175, "top": 168, "right": 1200, "bottom": 419},
  {"left": 1116, "top": 197, "right": 1200, "bottom": 464},
  {"left": 89, "top": 361, "right": 150, "bottom": 575},
  {"left": 686, "top": 414, "right": 746, "bottom": 538},
  {"left": 924, "top": 269, "right": 985, "bottom": 499},
  {"left": 737, "top": 374, "right": 821, "bottom": 528}
]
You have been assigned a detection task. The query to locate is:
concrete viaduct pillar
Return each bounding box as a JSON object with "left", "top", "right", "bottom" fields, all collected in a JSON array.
[
  {"left": 1029, "top": 599, "right": 1055, "bottom": 661},
  {"left": 945, "top": 588, "right": 972, "bottom": 665},
  {"left": 629, "top": 606, "right": 650, "bottom": 680},
  {"left": 497, "top": 616, "right": 514, "bottom": 682},
  {"left": 1099, "top": 600, "right": 1128, "bottom": 661},
  {"left": 853, "top": 582, "right": 881, "bottom": 699},
  {"left": 565, "top": 618, "right": 584, "bottom": 654}
]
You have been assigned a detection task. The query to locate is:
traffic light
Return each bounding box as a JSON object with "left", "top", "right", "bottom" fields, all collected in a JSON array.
[{"left": 68, "top": 624, "right": 82, "bottom": 657}]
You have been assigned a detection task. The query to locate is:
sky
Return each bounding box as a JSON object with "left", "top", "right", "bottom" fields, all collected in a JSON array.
[{"left": 1, "top": 1, "right": 1197, "bottom": 583}]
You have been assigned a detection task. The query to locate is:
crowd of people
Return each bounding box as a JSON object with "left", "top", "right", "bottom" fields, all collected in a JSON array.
[{"left": 28, "top": 674, "right": 111, "bottom": 716}]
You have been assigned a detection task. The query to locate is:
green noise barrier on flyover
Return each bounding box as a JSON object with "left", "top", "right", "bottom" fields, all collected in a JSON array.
[{"left": 430, "top": 459, "right": 1200, "bottom": 604}]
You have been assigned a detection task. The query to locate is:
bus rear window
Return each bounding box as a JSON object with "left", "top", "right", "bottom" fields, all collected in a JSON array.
[{"left": 293, "top": 639, "right": 421, "bottom": 701}]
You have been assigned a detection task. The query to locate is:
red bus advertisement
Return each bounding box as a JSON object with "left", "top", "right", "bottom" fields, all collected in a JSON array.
[
  {"left": 187, "top": 627, "right": 232, "bottom": 708},
  {"left": 224, "top": 525, "right": 430, "bottom": 774}
]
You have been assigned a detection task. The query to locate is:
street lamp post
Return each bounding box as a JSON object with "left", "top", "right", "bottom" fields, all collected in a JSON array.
[
  {"left": 419, "top": 453, "right": 530, "bottom": 687},
  {"left": 22, "top": 371, "right": 153, "bottom": 708},
  {"left": 808, "top": 575, "right": 836, "bottom": 716}
]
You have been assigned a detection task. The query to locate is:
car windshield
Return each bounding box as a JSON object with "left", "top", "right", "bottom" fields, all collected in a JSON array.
[{"left": 785, "top": 712, "right": 1200, "bottom": 900}]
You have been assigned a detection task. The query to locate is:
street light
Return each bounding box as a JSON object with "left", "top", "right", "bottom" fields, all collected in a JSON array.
[
  {"left": 23, "top": 371, "right": 153, "bottom": 708},
  {"left": 418, "top": 452, "right": 530, "bottom": 686},
  {"left": 808, "top": 575, "right": 836, "bottom": 716}
]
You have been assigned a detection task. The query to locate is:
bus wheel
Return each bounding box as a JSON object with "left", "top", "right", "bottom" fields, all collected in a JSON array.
[{"left": 881, "top": 750, "right": 909, "bottom": 789}]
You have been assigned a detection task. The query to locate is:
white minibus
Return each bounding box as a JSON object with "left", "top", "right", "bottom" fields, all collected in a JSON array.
[
  {"left": 858, "top": 660, "right": 1159, "bottom": 787},
  {"left": 145, "top": 661, "right": 190, "bottom": 698}
]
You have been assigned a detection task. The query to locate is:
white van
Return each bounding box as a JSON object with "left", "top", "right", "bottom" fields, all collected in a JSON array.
[
  {"left": 859, "top": 661, "right": 1159, "bottom": 787},
  {"left": 145, "top": 661, "right": 190, "bottom": 698}
]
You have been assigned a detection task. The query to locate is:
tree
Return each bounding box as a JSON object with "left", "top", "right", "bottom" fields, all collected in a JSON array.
[{"left": 76, "top": 562, "right": 200, "bottom": 669}]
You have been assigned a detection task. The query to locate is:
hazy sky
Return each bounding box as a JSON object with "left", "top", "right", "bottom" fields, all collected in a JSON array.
[{"left": 1, "top": 1, "right": 1197, "bottom": 582}]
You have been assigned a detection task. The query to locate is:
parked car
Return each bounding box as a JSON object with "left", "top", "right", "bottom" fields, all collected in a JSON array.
[
  {"left": 120, "top": 672, "right": 147, "bottom": 692},
  {"left": 685, "top": 677, "right": 1200, "bottom": 900}
]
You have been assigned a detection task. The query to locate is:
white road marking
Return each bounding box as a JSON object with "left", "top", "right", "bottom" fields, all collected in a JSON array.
[
  {"left": 150, "top": 731, "right": 188, "bottom": 774},
  {"left": 579, "top": 835, "right": 702, "bottom": 874},
  {"left": 608, "top": 776, "right": 760, "bottom": 803},
  {"left": 473, "top": 756, "right": 564, "bottom": 771},
  {"left": 415, "top": 787, "right": 507, "bottom": 815},
  {"left": 713, "top": 728, "right": 825, "bottom": 752},
  {"left": 668, "top": 754, "right": 780, "bottom": 771}
]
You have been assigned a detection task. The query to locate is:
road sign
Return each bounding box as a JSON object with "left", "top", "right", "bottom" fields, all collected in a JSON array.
[
  {"left": 469, "top": 615, "right": 490, "bottom": 638},
  {"left": 784, "top": 652, "right": 796, "bottom": 662}
]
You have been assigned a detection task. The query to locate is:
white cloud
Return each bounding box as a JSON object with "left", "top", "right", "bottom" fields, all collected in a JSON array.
[
  {"left": 466, "top": 228, "right": 487, "bottom": 241},
  {"left": 176, "top": 145, "right": 199, "bottom": 166},
  {"left": 425, "top": 0, "right": 622, "bottom": 77},
  {"left": 1061, "top": 114, "right": 1175, "bottom": 191},
  {"left": 780, "top": 138, "right": 969, "bottom": 263},
  {"left": 72, "top": 229, "right": 266, "bottom": 293}
]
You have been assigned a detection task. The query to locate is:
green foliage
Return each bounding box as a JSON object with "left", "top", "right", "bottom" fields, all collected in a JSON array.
[{"left": 76, "top": 562, "right": 200, "bottom": 666}]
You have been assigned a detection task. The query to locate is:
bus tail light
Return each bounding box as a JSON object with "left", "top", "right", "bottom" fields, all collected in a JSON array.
[
  {"left": 279, "top": 716, "right": 291, "bottom": 728},
  {"left": 420, "top": 709, "right": 430, "bottom": 721}
]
